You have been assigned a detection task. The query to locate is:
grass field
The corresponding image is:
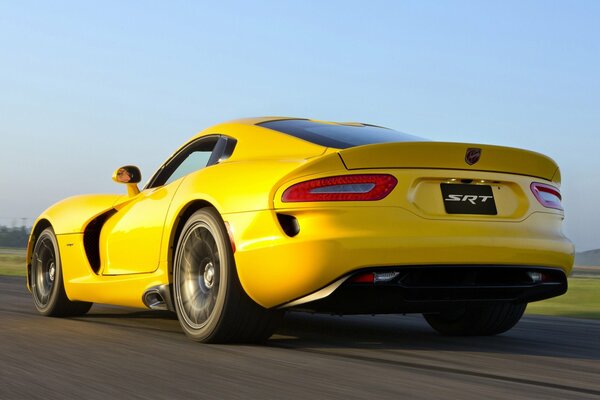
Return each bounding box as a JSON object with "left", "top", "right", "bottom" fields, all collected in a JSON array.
[
  {"left": 526, "top": 278, "right": 600, "bottom": 319},
  {"left": 0, "top": 247, "right": 25, "bottom": 276},
  {"left": 0, "top": 247, "right": 598, "bottom": 319}
]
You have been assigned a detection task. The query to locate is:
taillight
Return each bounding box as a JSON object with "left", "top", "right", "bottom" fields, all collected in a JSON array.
[
  {"left": 530, "top": 182, "right": 563, "bottom": 210},
  {"left": 282, "top": 174, "right": 397, "bottom": 202}
]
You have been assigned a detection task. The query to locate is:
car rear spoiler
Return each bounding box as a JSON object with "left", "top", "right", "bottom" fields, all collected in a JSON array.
[{"left": 338, "top": 142, "right": 560, "bottom": 183}]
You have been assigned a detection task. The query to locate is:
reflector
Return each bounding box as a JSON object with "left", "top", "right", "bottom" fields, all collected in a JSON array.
[
  {"left": 530, "top": 183, "right": 563, "bottom": 210},
  {"left": 351, "top": 272, "right": 374, "bottom": 283}
]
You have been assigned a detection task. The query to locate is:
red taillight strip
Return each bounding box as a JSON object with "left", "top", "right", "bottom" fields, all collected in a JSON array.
[
  {"left": 282, "top": 174, "right": 398, "bottom": 202},
  {"left": 530, "top": 182, "right": 563, "bottom": 210}
]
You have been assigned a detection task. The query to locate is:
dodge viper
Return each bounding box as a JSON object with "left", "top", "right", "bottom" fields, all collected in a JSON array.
[{"left": 26, "top": 117, "right": 574, "bottom": 342}]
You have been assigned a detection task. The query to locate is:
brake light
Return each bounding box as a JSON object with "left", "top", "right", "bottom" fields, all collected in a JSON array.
[
  {"left": 282, "top": 174, "right": 397, "bottom": 202},
  {"left": 530, "top": 182, "right": 563, "bottom": 210}
]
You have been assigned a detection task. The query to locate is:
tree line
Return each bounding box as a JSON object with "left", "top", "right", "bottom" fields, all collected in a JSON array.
[{"left": 0, "top": 226, "right": 29, "bottom": 248}]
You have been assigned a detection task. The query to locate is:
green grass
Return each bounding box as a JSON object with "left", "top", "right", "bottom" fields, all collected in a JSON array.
[
  {"left": 527, "top": 277, "right": 600, "bottom": 319},
  {"left": 0, "top": 247, "right": 26, "bottom": 276},
  {"left": 1, "top": 247, "right": 598, "bottom": 319}
]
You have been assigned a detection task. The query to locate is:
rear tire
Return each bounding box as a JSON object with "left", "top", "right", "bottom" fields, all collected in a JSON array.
[
  {"left": 31, "top": 227, "right": 92, "bottom": 316},
  {"left": 424, "top": 303, "right": 526, "bottom": 336},
  {"left": 173, "top": 208, "right": 282, "bottom": 343}
]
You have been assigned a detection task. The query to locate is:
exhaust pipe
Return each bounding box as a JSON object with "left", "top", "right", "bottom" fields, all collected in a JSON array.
[{"left": 142, "top": 285, "right": 174, "bottom": 311}]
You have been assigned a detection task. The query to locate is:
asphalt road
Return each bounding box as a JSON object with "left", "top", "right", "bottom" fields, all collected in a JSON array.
[{"left": 2, "top": 276, "right": 599, "bottom": 400}]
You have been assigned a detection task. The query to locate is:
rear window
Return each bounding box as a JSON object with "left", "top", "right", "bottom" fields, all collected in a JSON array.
[{"left": 258, "top": 119, "right": 425, "bottom": 149}]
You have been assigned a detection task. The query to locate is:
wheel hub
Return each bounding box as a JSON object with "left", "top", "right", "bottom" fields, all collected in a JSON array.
[
  {"left": 48, "top": 262, "right": 56, "bottom": 282},
  {"left": 203, "top": 262, "right": 215, "bottom": 288}
]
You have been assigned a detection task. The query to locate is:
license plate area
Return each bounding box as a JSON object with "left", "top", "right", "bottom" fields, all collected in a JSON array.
[{"left": 441, "top": 184, "right": 497, "bottom": 215}]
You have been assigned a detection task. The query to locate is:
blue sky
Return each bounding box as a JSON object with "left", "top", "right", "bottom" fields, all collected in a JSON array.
[{"left": 0, "top": 1, "right": 598, "bottom": 250}]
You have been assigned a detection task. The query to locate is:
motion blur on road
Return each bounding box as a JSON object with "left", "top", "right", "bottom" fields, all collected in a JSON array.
[{"left": 1, "top": 276, "right": 599, "bottom": 400}]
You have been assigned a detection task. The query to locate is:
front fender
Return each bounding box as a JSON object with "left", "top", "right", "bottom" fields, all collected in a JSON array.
[
  {"left": 35, "top": 194, "right": 125, "bottom": 234},
  {"left": 26, "top": 194, "right": 125, "bottom": 290}
]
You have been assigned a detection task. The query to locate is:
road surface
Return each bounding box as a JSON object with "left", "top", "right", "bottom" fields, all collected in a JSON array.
[{"left": 2, "top": 276, "right": 599, "bottom": 399}]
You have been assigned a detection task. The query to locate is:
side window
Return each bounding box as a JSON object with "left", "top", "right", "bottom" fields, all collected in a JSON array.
[
  {"left": 147, "top": 136, "right": 219, "bottom": 188},
  {"left": 164, "top": 150, "right": 212, "bottom": 186},
  {"left": 146, "top": 135, "right": 237, "bottom": 189}
]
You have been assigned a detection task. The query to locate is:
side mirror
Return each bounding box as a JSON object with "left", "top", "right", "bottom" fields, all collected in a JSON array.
[{"left": 112, "top": 165, "right": 142, "bottom": 196}]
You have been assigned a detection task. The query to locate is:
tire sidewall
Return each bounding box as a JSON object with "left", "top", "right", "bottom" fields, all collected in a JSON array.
[
  {"left": 173, "top": 208, "right": 233, "bottom": 341},
  {"left": 31, "top": 228, "right": 62, "bottom": 315}
]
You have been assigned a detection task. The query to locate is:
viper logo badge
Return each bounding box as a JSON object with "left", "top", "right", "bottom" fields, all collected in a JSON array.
[{"left": 465, "top": 148, "right": 482, "bottom": 165}]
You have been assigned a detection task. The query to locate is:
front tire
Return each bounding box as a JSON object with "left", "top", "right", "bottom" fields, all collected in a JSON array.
[
  {"left": 424, "top": 303, "right": 526, "bottom": 336},
  {"left": 31, "top": 227, "right": 92, "bottom": 316},
  {"left": 173, "top": 208, "right": 281, "bottom": 343}
]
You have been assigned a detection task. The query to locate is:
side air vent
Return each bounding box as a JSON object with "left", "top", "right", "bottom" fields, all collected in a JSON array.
[
  {"left": 83, "top": 210, "right": 117, "bottom": 273},
  {"left": 277, "top": 213, "right": 300, "bottom": 237}
]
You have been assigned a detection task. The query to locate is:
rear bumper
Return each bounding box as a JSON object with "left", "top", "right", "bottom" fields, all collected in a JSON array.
[
  {"left": 225, "top": 207, "right": 574, "bottom": 309},
  {"left": 286, "top": 265, "right": 567, "bottom": 314}
]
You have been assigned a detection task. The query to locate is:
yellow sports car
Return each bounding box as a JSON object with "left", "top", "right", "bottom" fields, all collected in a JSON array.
[{"left": 26, "top": 117, "right": 573, "bottom": 342}]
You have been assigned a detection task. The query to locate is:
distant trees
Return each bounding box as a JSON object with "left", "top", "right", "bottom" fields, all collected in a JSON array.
[{"left": 0, "top": 226, "right": 29, "bottom": 248}]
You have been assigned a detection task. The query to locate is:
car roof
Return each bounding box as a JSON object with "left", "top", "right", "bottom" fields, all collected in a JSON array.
[
  {"left": 180, "top": 117, "right": 420, "bottom": 163},
  {"left": 224, "top": 116, "right": 379, "bottom": 128}
]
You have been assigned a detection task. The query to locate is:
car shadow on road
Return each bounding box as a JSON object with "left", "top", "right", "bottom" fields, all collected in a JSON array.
[
  {"left": 83, "top": 306, "right": 178, "bottom": 320},
  {"left": 270, "top": 311, "right": 600, "bottom": 361}
]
